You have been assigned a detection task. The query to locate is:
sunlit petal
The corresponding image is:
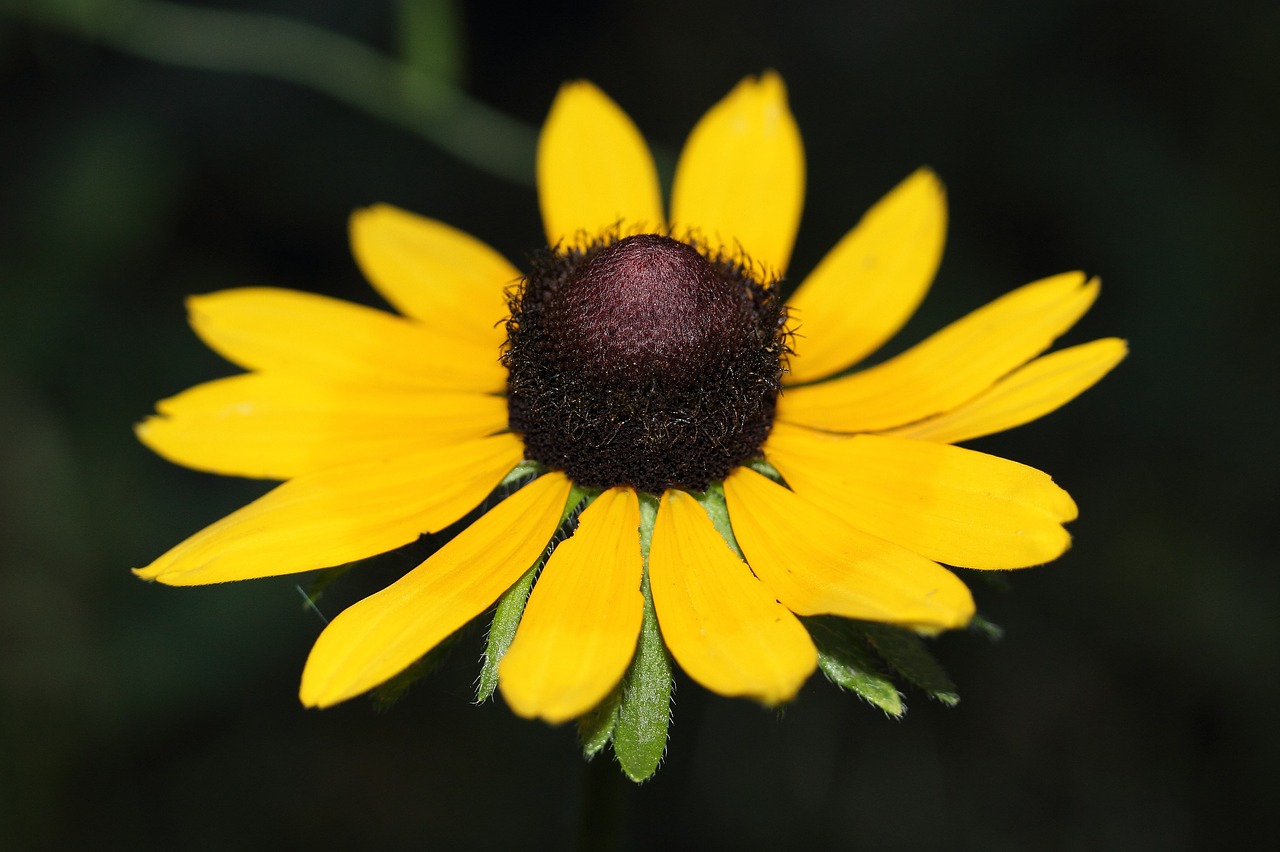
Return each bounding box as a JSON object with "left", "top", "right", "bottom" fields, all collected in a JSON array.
[
  {"left": 137, "top": 372, "right": 507, "bottom": 479},
  {"left": 765, "top": 423, "right": 1076, "bottom": 570},
  {"left": 349, "top": 204, "right": 515, "bottom": 347},
  {"left": 300, "top": 473, "right": 573, "bottom": 708},
  {"left": 886, "top": 338, "right": 1128, "bottom": 444},
  {"left": 724, "top": 467, "right": 974, "bottom": 633},
  {"left": 135, "top": 434, "right": 524, "bottom": 585},
  {"left": 500, "top": 487, "right": 644, "bottom": 723},
  {"left": 786, "top": 169, "right": 946, "bottom": 383},
  {"left": 538, "top": 81, "right": 664, "bottom": 247},
  {"left": 650, "top": 490, "right": 816, "bottom": 703},
  {"left": 188, "top": 288, "right": 505, "bottom": 393},
  {"left": 778, "top": 272, "right": 1099, "bottom": 432},
  {"left": 670, "top": 71, "right": 804, "bottom": 275}
]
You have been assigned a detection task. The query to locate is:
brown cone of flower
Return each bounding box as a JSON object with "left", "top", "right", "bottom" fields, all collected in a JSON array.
[{"left": 505, "top": 234, "right": 789, "bottom": 493}]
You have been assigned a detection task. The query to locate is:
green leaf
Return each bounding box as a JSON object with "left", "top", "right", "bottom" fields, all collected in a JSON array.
[
  {"left": 804, "top": 616, "right": 904, "bottom": 717},
  {"left": 577, "top": 684, "right": 622, "bottom": 759},
  {"left": 611, "top": 494, "right": 673, "bottom": 783},
  {"left": 860, "top": 622, "right": 960, "bottom": 706},
  {"left": 475, "top": 484, "right": 588, "bottom": 702}
]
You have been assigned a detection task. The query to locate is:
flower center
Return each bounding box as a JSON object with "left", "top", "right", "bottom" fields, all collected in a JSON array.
[{"left": 504, "top": 234, "right": 788, "bottom": 493}]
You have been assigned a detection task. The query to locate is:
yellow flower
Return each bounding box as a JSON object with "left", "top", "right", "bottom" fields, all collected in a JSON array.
[{"left": 136, "top": 73, "right": 1125, "bottom": 728}]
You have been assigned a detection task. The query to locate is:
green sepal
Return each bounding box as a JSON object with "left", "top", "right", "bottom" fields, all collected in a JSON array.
[
  {"left": 474, "top": 562, "right": 538, "bottom": 703},
  {"left": 692, "top": 483, "right": 743, "bottom": 558},
  {"left": 611, "top": 493, "right": 673, "bottom": 783},
  {"left": 745, "top": 456, "right": 785, "bottom": 483},
  {"left": 860, "top": 622, "right": 960, "bottom": 706},
  {"left": 475, "top": 483, "right": 589, "bottom": 702},
  {"left": 804, "top": 616, "right": 904, "bottom": 717},
  {"left": 612, "top": 578, "right": 672, "bottom": 781},
  {"left": 496, "top": 460, "right": 541, "bottom": 490},
  {"left": 577, "top": 683, "right": 622, "bottom": 759}
]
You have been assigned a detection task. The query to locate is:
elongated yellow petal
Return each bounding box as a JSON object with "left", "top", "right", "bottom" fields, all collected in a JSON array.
[
  {"left": 349, "top": 205, "right": 515, "bottom": 349},
  {"left": 723, "top": 467, "right": 974, "bottom": 633},
  {"left": 778, "top": 272, "right": 1099, "bottom": 432},
  {"left": 300, "top": 473, "right": 572, "bottom": 708},
  {"left": 137, "top": 373, "right": 508, "bottom": 480},
  {"left": 886, "top": 338, "right": 1129, "bottom": 444},
  {"left": 765, "top": 423, "right": 1076, "bottom": 570},
  {"left": 135, "top": 434, "right": 524, "bottom": 585},
  {"left": 188, "top": 288, "right": 505, "bottom": 393},
  {"left": 670, "top": 71, "right": 804, "bottom": 275},
  {"left": 499, "top": 487, "right": 644, "bottom": 723},
  {"left": 537, "top": 81, "right": 664, "bottom": 248},
  {"left": 649, "top": 490, "right": 816, "bottom": 704},
  {"left": 785, "top": 169, "right": 946, "bottom": 383}
]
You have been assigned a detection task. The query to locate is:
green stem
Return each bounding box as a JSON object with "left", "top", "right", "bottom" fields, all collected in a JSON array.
[{"left": 3, "top": 0, "right": 537, "bottom": 186}]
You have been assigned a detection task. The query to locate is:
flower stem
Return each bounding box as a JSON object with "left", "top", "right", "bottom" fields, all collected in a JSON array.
[{"left": 2, "top": 0, "right": 537, "bottom": 186}]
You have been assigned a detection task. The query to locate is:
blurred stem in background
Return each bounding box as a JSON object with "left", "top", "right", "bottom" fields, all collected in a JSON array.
[{"left": 1, "top": 0, "right": 538, "bottom": 187}]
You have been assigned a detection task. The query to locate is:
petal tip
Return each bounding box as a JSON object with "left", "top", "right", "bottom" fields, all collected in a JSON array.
[
  {"left": 299, "top": 645, "right": 366, "bottom": 710},
  {"left": 755, "top": 68, "right": 788, "bottom": 97},
  {"left": 298, "top": 682, "right": 330, "bottom": 710},
  {"left": 347, "top": 204, "right": 380, "bottom": 235},
  {"left": 132, "top": 562, "right": 184, "bottom": 585},
  {"left": 908, "top": 165, "right": 944, "bottom": 192},
  {"left": 549, "top": 79, "right": 607, "bottom": 112},
  {"left": 184, "top": 292, "right": 212, "bottom": 318}
]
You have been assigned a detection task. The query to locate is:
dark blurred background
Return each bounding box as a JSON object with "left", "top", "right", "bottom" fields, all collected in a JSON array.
[{"left": 2, "top": 0, "right": 1276, "bottom": 849}]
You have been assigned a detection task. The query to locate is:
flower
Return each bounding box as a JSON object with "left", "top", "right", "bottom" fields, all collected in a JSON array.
[{"left": 136, "top": 73, "right": 1125, "bottom": 733}]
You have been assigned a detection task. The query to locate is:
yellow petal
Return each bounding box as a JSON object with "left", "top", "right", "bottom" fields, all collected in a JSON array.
[
  {"left": 670, "top": 71, "right": 805, "bottom": 275},
  {"left": 886, "top": 338, "right": 1129, "bottom": 444},
  {"left": 188, "top": 288, "right": 505, "bottom": 393},
  {"left": 499, "top": 487, "right": 644, "bottom": 723},
  {"left": 137, "top": 372, "right": 508, "bottom": 480},
  {"left": 649, "top": 490, "right": 816, "bottom": 704},
  {"left": 785, "top": 169, "right": 947, "bottom": 383},
  {"left": 778, "top": 272, "right": 1099, "bottom": 432},
  {"left": 349, "top": 205, "right": 515, "bottom": 349},
  {"left": 723, "top": 467, "right": 974, "bottom": 633},
  {"left": 537, "top": 81, "right": 664, "bottom": 248},
  {"left": 300, "top": 472, "right": 572, "bottom": 708},
  {"left": 135, "top": 433, "right": 524, "bottom": 585},
  {"left": 764, "top": 423, "right": 1076, "bottom": 570}
]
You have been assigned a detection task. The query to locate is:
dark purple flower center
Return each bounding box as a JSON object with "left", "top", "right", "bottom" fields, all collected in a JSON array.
[{"left": 503, "top": 234, "right": 788, "bottom": 493}]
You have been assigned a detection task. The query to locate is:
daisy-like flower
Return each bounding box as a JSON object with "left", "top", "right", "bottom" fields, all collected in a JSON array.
[{"left": 137, "top": 73, "right": 1124, "bottom": 772}]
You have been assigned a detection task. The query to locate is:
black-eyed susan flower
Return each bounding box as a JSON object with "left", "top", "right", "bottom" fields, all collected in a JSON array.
[{"left": 136, "top": 72, "right": 1125, "bottom": 778}]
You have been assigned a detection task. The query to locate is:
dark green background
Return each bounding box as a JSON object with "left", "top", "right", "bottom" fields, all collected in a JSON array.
[{"left": 3, "top": 1, "right": 1276, "bottom": 849}]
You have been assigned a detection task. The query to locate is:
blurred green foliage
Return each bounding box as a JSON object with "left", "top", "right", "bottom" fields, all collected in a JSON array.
[{"left": 2, "top": 0, "right": 1278, "bottom": 849}]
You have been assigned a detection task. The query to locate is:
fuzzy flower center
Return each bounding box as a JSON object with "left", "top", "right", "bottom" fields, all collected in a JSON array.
[{"left": 504, "top": 234, "right": 788, "bottom": 493}]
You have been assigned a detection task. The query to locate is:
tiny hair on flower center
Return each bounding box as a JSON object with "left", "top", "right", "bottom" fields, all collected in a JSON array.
[{"left": 503, "top": 233, "right": 789, "bottom": 494}]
